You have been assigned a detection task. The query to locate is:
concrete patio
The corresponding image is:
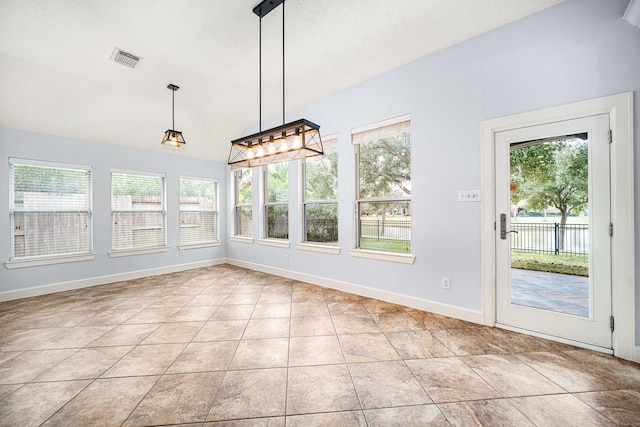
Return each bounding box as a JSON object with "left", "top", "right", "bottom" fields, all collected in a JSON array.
[{"left": 510, "top": 269, "right": 589, "bottom": 317}]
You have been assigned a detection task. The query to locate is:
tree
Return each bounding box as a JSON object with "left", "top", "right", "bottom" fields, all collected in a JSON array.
[
  {"left": 357, "top": 134, "right": 411, "bottom": 242},
  {"left": 305, "top": 150, "right": 338, "bottom": 202},
  {"left": 358, "top": 134, "right": 411, "bottom": 200},
  {"left": 235, "top": 168, "right": 252, "bottom": 204},
  {"left": 14, "top": 165, "right": 89, "bottom": 195},
  {"left": 510, "top": 138, "right": 588, "bottom": 250},
  {"left": 112, "top": 173, "right": 162, "bottom": 197},
  {"left": 303, "top": 149, "right": 338, "bottom": 243},
  {"left": 180, "top": 179, "right": 215, "bottom": 199},
  {"left": 266, "top": 162, "right": 288, "bottom": 203},
  {"left": 265, "top": 163, "right": 289, "bottom": 239}
]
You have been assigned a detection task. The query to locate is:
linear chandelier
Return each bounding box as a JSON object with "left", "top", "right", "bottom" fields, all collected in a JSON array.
[
  {"left": 161, "top": 83, "right": 186, "bottom": 149},
  {"left": 228, "top": 0, "right": 323, "bottom": 168}
]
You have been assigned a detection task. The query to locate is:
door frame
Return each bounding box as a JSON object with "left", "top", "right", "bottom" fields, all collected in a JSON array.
[{"left": 480, "top": 92, "right": 636, "bottom": 361}]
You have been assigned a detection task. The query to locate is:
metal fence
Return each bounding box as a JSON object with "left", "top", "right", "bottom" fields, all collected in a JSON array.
[
  {"left": 359, "top": 218, "right": 411, "bottom": 245},
  {"left": 511, "top": 222, "right": 589, "bottom": 256},
  {"left": 266, "top": 207, "right": 289, "bottom": 239},
  {"left": 267, "top": 217, "right": 412, "bottom": 246},
  {"left": 266, "top": 218, "right": 590, "bottom": 256}
]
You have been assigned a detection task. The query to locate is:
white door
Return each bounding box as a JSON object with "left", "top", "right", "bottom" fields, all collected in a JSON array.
[{"left": 495, "top": 114, "right": 612, "bottom": 349}]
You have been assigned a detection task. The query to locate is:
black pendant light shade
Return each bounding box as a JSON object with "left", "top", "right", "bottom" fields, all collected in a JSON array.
[
  {"left": 161, "top": 130, "right": 186, "bottom": 148},
  {"left": 161, "top": 84, "right": 186, "bottom": 148}
]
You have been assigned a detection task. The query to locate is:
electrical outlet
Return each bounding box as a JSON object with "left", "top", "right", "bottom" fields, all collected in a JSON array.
[
  {"left": 284, "top": 253, "right": 289, "bottom": 262},
  {"left": 179, "top": 249, "right": 185, "bottom": 257},
  {"left": 442, "top": 277, "right": 451, "bottom": 290}
]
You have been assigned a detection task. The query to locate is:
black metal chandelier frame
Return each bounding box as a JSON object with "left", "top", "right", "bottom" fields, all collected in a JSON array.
[{"left": 228, "top": 0, "right": 323, "bottom": 168}]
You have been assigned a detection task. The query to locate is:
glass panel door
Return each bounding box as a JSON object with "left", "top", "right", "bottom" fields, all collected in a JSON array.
[{"left": 495, "top": 114, "right": 611, "bottom": 349}]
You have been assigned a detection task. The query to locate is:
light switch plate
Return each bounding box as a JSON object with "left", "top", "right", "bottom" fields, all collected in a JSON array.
[{"left": 458, "top": 190, "right": 481, "bottom": 202}]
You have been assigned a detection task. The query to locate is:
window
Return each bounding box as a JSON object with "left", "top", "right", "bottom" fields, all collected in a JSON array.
[
  {"left": 264, "top": 163, "right": 288, "bottom": 240},
  {"left": 354, "top": 116, "right": 412, "bottom": 253},
  {"left": 111, "top": 170, "right": 166, "bottom": 255},
  {"left": 233, "top": 168, "right": 253, "bottom": 237},
  {"left": 302, "top": 137, "right": 338, "bottom": 244},
  {"left": 9, "top": 158, "right": 93, "bottom": 264},
  {"left": 179, "top": 177, "right": 218, "bottom": 246}
]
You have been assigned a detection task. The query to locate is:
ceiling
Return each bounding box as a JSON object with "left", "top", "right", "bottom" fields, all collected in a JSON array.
[{"left": 0, "top": 0, "right": 565, "bottom": 163}]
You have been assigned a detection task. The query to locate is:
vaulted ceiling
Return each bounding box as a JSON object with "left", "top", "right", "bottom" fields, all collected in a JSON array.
[{"left": 0, "top": 0, "right": 565, "bottom": 162}]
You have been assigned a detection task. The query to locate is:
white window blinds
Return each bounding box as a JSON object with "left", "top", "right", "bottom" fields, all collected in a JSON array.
[
  {"left": 179, "top": 177, "right": 218, "bottom": 245},
  {"left": 9, "top": 158, "right": 92, "bottom": 260},
  {"left": 111, "top": 170, "right": 166, "bottom": 251},
  {"left": 351, "top": 115, "right": 411, "bottom": 144}
]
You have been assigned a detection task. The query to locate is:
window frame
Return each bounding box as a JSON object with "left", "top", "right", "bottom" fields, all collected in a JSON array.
[
  {"left": 109, "top": 168, "right": 168, "bottom": 257},
  {"left": 232, "top": 168, "right": 253, "bottom": 241},
  {"left": 6, "top": 158, "right": 95, "bottom": 269},
  {"left": 351, "top": 115, "right": 415, "bottom": 264},
  {"left": 178, "top": 176, "right": 219, "bottom": 249},
  {"left": 261, "top": 163, "right": 290, "bottom": 243},
  {"left": 298, "top": 136, "right": 339, "bottom": 253}
]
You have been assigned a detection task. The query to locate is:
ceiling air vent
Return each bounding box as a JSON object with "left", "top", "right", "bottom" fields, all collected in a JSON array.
[{"left": 110, "top": 48, "right": 142, "bottom": 69}]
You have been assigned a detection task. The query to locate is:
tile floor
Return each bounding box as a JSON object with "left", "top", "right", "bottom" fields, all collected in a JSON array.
[{"left": 0, "top": 264, "right": 639, "bottom": 426}]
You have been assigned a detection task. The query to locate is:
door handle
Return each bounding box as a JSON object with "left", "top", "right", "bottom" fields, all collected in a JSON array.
[{"left": 500, "top": 213, "right": 518, "bottom": 240}]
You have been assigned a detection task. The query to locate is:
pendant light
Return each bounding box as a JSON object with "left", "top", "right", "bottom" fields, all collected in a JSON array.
[
  {"left": 161, "top": 83, "right": 186, "bottom": 148},
  {"left": 228, "top": 0, "right": 323, "bottom": 168}
]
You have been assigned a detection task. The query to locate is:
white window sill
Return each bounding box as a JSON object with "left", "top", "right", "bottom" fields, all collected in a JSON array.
[
  {"left": 296, "top": 242, "right": 341, "bottom": 255},
  {"left": 350, "top": 248, "right": 415, "bottom": 264},
  {"left": 109, "top": 246, "right": 169, "bottom": 258},
  {"left": 178, "top": 241, "right": 220, "bottom": 250},
  {"left": 258, "top": 239, "right": 290, "bottom": 248},
  {"left": 5, "top": 253, "right": 96, "bottom": 270},
  {"left": 230, "top": 236, "right": 254, "bottom": 244}
]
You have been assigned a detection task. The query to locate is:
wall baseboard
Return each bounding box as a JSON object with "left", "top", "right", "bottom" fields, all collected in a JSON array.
[
  {"left": 0, "top": 259, "right": 227, "bottom": 302},
  {"left": 3, "top": 257, "right": 635, "bottom": 362},
  {"left": 227, "top": 258, "right": 484, "bottom": 325}
]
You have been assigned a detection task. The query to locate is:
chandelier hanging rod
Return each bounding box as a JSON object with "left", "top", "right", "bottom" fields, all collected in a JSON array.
[
  {"left": 255, "top": 0, "right": 286, "bottom": 130},
  {"left": 168, "top": 83, "right": 178, "bottom": 130}
]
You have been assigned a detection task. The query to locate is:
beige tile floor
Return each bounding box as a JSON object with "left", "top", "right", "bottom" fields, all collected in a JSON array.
[{"left": 0, "top": 264, "right": 639, "bottom": 426}]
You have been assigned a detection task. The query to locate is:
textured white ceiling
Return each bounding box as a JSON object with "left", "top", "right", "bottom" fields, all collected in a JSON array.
[{"left": 0, "top": 0, "right": 565, "bottom": 162}]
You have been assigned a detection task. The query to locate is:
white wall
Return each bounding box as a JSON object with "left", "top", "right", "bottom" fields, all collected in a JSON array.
[
  {"left": 0, "top": 129, "right": 227, "bottom": 295},
  {"left": 1, "top": 0, "right": 638, "bottom": 343},
  {"left": 228, "top": 0, "right": 640, "bottom": 339}
]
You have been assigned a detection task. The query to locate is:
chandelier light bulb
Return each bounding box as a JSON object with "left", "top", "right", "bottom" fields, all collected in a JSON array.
[{"left": 291, "top": 134, "right": 302, "bottom": 149}]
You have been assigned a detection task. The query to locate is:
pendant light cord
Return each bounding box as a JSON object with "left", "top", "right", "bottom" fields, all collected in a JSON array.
[
  {"left": 172, "top": 88, "right": 175, "bottom": 130},
  {"left": 257, "top": 0, "right": 285, "bottom": 132},
  {"left": 259, "top": 17, "right": 262, "bottom": 133}
]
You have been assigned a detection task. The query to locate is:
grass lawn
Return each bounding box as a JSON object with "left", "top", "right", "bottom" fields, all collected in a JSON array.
[
  {"left": 360, "top": 238, "right": 411, "bottom": 253},
  {"left": 360, "top": 215, "right": 412, "bottom": 223},
  {"left": 511, "top": 215, "right": 588, "bottom": 225},
  {"left": 511, "top": 251, "right": 588, "bottom": 276}
]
